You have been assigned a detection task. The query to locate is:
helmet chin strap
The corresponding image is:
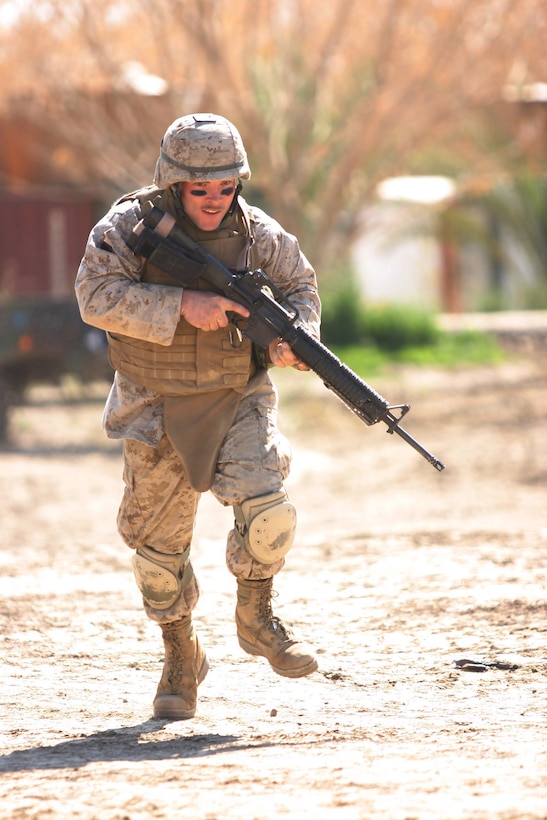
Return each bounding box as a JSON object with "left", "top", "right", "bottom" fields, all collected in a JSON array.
[
  {"left": 171, "top": 183, "right": 186, "bottom": 219},
  {"left": 227, "top": 181, "right": 243, "bottom": 216}
]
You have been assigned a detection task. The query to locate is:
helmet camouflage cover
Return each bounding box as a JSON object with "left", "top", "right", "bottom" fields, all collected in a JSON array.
[{"left": 154, "top": 113, "right": 251, "bottom": 187}]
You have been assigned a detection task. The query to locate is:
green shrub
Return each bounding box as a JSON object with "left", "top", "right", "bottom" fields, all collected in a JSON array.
[
  {"left": 399, "top": 330, "right": 504, "bottom": 367},
  {"left": 320, "top": 282, "right": 364, "bottom": 346},
  {"left": 321, "top": 290, "right": 439, "bottom": 351},
  {"left": 320, "top": 289, "right": 504, "bottom": 372},
  {"left": 331, "top": 329, "right": 503, "bottom": 375},
  {"left": 359, "top": 304, "right": 440, "bottom": 351}
]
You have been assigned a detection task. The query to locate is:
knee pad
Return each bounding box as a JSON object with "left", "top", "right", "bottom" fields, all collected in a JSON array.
[
  {"left": 233, "top": 490, "right": 296, "bottom": 565},
  {"left": 132, "top": 545, "right": 193, "bottom": 610}
]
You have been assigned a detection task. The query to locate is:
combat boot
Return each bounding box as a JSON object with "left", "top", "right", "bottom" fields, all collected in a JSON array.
[
  {"left": 235, "top": 577, "right": 318, "bottom": 678},
  {"left": 153, "top": 616, "right": 209, "bottom": 720}
]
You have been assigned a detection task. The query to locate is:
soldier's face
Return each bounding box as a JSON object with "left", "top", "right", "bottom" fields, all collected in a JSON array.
[{"left": 178, "top": 179, "right": 236, "bottom": 231}]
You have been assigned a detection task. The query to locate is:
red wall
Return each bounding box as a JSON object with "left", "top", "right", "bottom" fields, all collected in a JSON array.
[{"left": 0, "top": 191, "right": 95, "bottom": 297}]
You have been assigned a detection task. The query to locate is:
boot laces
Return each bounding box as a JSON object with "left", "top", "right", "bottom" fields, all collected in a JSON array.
[{"left": 258, "top": 587, "right": 293, "bottom": 640}]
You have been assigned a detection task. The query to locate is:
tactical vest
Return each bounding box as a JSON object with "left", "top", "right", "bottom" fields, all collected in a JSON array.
[
  {"left": 106, "top": 186, "right": 267, "bottom": 491},
  {"left": 107, "top": 185, "right": 256, "bottom": 396}
]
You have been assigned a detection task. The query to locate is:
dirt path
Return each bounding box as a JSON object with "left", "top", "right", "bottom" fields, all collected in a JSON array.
[{"left": 1, "top": 353, "right": 546, "bottom": 819}]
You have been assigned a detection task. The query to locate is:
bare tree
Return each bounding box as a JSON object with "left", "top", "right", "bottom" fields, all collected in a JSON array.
[{"left": 1, "top": 0, "right": 546, "bottom": 276}]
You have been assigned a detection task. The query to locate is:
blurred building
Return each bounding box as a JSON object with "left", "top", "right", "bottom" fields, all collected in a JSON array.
[
  {"left": 352, "top": 176, "right": 456, "bottom": 311},
  {"left": 352, "top": 86, "right": 547, "bottom": 313},
  {"left": 353, "top": 171, "right": 546, "bottom": 313}
]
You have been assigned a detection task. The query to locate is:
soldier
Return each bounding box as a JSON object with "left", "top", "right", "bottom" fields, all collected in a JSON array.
[{"left": 76, "top": 113, "right": 321, "bottom": 720}]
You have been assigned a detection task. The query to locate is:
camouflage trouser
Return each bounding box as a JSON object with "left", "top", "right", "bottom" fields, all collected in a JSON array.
[{"left": 117, "top": 378, "right": 292, "bottom": 623}]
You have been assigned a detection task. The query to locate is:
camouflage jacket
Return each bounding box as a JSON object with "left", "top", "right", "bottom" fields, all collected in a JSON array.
[{"left": 75, "top": 191, "right": 321, "bottom": 446}]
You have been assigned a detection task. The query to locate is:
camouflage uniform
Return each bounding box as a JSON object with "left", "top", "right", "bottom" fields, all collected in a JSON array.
[
  {"left": 75, "top": 161, "right": 320, "bottom": 626},
  {"left": 76, "top": 115, "right": 320, "bottom": 716}
]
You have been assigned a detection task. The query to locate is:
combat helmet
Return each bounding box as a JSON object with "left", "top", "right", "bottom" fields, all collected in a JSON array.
[{"left": 154, "top": 113, "right": 251, "bottom": 188}]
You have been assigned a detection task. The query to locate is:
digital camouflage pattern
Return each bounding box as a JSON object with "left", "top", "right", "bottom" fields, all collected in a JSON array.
[
  {"left": 76, "top": 189, "right": 320, "bottom": 623},
  {"left": 117, "top": 371, "right": 291, "bottom": 624},
  {"left": 76, "top": 195, "right": 320, "bottom": 451},
  {"left": 154, "top": 113, "right": 252, "bottom": 187}
]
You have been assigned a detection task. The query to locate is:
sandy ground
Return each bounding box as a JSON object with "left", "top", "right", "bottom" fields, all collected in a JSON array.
[{"left": 1, "top": 346, "right": 546, "bottom": 819}]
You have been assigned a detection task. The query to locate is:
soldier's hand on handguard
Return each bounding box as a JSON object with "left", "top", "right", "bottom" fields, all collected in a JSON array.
[
  {"left": 180, "top": 290, "right": 249, "bottom": 331},
  {"left": 269, "top": 338, "right": 310, "bottom": 371}
]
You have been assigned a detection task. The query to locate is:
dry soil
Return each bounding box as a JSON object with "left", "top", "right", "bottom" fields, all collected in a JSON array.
[{"left": 1, "top": 347, "right": 546, "bottom": 819}]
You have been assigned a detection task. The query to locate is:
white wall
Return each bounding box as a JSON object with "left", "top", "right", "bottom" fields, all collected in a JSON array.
[{"left": 351, "top": 201, "right": 442, "bottom": 309}]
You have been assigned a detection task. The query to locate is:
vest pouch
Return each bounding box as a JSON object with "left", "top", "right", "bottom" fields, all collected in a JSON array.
[{"left": 163, "top": 389, "right": 242, "bottom": 492}]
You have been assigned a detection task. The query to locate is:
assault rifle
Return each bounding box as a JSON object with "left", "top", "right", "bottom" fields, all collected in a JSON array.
[{"left": 128, "top": 206, "right": 445, "bottom": 472}]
